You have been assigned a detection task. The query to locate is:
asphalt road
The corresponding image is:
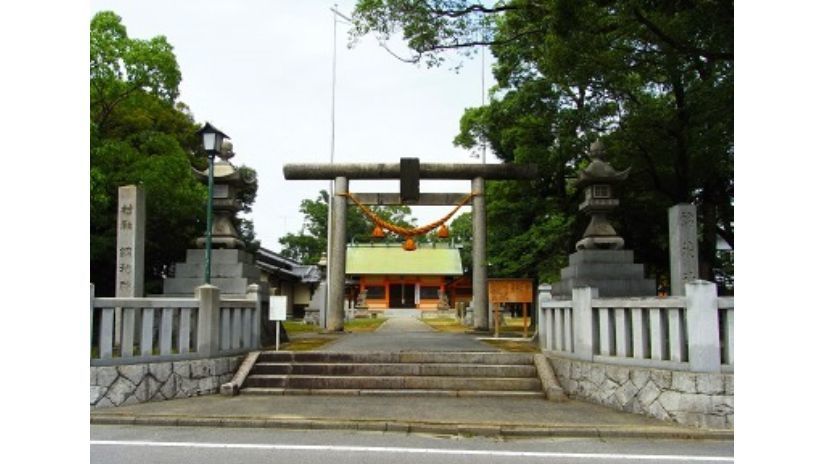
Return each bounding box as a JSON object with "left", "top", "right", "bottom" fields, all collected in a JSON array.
[{"left": 91, "top": 425, "right": 734, "bottom": 464}]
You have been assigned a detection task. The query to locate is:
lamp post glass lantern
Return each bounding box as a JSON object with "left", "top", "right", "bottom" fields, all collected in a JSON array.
[{"left": 197, "top": 122, "right": 230, "bottom": 284}]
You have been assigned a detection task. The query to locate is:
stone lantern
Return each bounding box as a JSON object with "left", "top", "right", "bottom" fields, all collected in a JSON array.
[
  {"left": 163, "top": 140, "right": 263, "bottom": 297},
  {"left": 575, "top": 140, "right": 630, "bottom": 251},
  {"left": 193, "top": 140, "right": 256, "bottom": 250},
  {"left": 549, "top": 139, "right": 655, "bottom": 298}
]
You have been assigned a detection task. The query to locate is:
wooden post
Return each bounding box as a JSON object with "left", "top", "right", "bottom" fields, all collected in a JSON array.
[
  {"left": 522, "top": 302, "right": 528, "bottom": 338},
  {"left": 493, "top": 303, "right": 500, "bottom": 337}
]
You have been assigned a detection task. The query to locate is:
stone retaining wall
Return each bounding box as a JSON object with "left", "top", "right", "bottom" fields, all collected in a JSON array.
[
  {"left": 90, "top": 356, "right": 242, "bottom": 409},
  {"left": 547, "top": 355, "right": 733, "bottom": 429}
]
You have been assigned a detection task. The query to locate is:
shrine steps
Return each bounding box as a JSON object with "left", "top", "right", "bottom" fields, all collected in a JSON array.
[{"left": 240, "top": 351, "right": 546, "bottom": 399}]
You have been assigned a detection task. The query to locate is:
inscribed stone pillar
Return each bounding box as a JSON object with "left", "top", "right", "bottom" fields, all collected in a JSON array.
[
  {"left": 668, "top": 204, "right": 699, "bottom": 296},
  {"left": 115, "top": 185, "right": 145, "bottom": 344},
  {"left": 327, "top": 176, "right": 348, "bottom": 331},
  {"left": 472, "top": 177, "right": 488, "bottom": 330}
]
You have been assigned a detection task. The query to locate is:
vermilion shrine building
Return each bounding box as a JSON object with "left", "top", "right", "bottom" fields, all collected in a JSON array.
[{"left": 346, "top": 243, "right": 469, "bottom": 310}]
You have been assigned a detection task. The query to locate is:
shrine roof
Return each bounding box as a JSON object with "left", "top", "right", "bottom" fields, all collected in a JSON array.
[{"left": 346, "top": 244, "right": 463, "bottom": 276}]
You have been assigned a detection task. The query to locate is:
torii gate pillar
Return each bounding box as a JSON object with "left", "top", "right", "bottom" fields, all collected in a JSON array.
[
  {"left": 328, "top": 176, "right": 348, "bottom": 331},
  {"left": 471, "top": 177, "right": 488, "bottom": 330}
]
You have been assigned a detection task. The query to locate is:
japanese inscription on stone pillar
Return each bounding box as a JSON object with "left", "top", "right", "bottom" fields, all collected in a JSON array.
[
  {"left": 116, "top": 185, "right": 145, "bottom": 298},
  {"left": 668, "top": 203, "right": 699, "bottom": 296}
]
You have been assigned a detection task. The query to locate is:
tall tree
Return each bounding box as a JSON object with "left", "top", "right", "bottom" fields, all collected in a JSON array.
[{"left": 351, "top": 0, "right": 733, "bottom": 288}]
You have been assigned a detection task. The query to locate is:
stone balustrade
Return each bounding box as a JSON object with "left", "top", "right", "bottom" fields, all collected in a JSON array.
[
  {"left": 91, "top": 283, "right": 265, "bottom": 366},
  {"left": 538, "top": 280, "right": 734, "bottom": 429},
  {"left": 539, "top": 280, "right": 733, "bottom": 374}
]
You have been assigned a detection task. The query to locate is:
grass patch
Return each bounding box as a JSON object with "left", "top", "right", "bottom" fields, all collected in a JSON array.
[
  {"left": 272, "top": 317, "right": 387, "bottom": 351},
  {"left": 422, "top": 316, "right": 536, "bottom": 336},
  {"left": 283, "top": 320, "right": 321, "bottom": 334},
  {"left": 497, "top": 316, "right": 534, "bottom": 337},
  {"left": 482, "top": 339, "right": 540, "bottom": 353},
  {"left": 276, "top": 338, "right": 336, "bottom": 351},
  {"left": 344, "top": 317, "right": 387, "bottom": 333},
  {"left": 283, "top": 318, "right": 387, "bottom": 335}
]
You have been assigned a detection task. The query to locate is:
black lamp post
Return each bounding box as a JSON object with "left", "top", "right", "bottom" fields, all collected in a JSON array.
[{"left": 197, "top": 122, "right": 230, "bottom": 284}]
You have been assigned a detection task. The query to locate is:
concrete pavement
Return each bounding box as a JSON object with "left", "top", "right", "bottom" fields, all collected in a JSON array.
[
  {"left": 90, "top": 391, "right": 731, "bottom": 440},
  {"left": 322, "top": 316, "right": 496, "bottom": 352}
]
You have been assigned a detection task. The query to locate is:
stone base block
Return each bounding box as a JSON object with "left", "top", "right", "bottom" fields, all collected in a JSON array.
[
  {"left": 164, "top": 277, "right": 257, "bottom": 296},
  {"left": 185, "top": 248, "right": 256, "bottom": 265},
  {"left": 560, "top": 263, "right": 646, "bottom": 280},
  {"left": 552, "top": 279, "right": 656, "bottom": 298},
  {"left": 164, "top": 248, "right": 263, "bottom": 296},
  {"left": 568, "top": 249, "right": 635, "bottom": 265},
  {"left": 552, "top": 249, "right": 655, "bottom": 298},
  {"left": 174, "top": 262, "right": 261, "bottom": 279}
]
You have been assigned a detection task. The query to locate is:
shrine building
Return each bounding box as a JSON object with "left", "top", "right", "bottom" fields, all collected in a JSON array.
[{"left": 345, "top": 243, "right": 464, "bottom": 310}]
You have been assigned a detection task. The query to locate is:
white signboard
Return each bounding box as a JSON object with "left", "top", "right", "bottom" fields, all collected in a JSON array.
[{"left": 269, "top": 296, "right": 288, "bottom": 321}]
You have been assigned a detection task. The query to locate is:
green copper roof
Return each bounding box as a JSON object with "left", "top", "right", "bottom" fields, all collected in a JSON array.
[{"left": 346, "top": 245, "right": 463, "bottom": 276}]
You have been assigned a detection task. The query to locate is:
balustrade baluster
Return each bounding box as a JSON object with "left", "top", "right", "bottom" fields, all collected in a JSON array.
[
  {"left": 141, "top": 308, "right": 154, "bottom": 357},
  {"left": 160, "top": 307, "right": 174, "bottom": 355}
]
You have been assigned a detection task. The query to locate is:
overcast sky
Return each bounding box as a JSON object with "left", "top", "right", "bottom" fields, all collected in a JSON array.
[{"left": 90, "top": 0, "right": 495, "bottom": 252}]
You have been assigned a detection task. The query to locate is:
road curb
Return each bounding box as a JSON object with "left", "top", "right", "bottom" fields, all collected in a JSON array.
[{"left": 90, "top": 414, "right": 733, "bottom": 440}]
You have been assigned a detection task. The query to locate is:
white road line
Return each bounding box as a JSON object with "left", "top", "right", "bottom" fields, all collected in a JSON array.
[{"left": 90, "top": 440, "right": 733, "bottom": 462}]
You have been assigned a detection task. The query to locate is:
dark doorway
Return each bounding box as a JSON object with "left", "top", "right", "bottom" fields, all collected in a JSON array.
[{"left": 389, "top": 283, "right": 416, "bottom": 308}]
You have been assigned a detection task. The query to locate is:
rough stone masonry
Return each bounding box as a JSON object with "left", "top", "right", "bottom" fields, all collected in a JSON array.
[
  {"left": 90, "top": 356, "right": 241, "bottom": 409},
  {"left": 548, "top": 355, "right": 733, "bottom": 429}
]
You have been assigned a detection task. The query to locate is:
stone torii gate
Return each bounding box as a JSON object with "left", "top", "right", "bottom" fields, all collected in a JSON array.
[{"left": 283, "top": 158, "right": 537, "bottom": 331}]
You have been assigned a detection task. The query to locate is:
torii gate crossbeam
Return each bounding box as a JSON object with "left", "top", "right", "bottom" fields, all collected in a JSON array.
[{"left": 283, "top": 160, "right": 538, "bottom": 332}]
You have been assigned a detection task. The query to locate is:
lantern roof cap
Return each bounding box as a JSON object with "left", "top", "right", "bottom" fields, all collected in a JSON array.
[
  {"left": 576, "top": 140, "right": 630, "bottom": 188},
  {"left": 192, "top": 160, "right": 243, "bottom": 182}
]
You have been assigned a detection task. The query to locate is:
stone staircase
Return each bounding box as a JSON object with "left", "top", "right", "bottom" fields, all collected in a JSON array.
[{"left": 240, "top": 351, "right": 546, "bottom": 398}]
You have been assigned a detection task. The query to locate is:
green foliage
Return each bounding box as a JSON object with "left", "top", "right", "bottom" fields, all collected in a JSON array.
[
  {"left": 90, "top": 11, "right": 258, "bottom": 294},
  {"left": 279, "top": 190, "right": 417, "bottom": 265},
  {"left": 91, "top": 11, "right": 182, "bottom": 132},
  {"left": 278, "top": 191, "right": 330, "bottom": 264},
  {"left": 351, "top": 0, "right": 733, "bottom": 288},
  {"left": 351, "top": 0, "right": 511, "bottom": 68},
  {"left": 446, "top": 211, "right": 472, "bottom": 271}
]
